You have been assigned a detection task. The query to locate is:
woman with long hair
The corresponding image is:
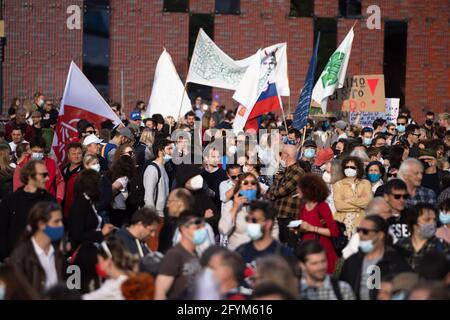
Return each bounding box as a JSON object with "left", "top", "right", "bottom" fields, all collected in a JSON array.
[
  {"left": 0, "top": 144, "right": 14, "bottom": 203},
  {"left": 83, "top": 236, "right": 139, "bottom": 300},
  {"left": 107, "top": 144, "right": 137, "bottom": 227},
  {"left": 219, "top": 173, "right": 278, "bottom": 250}
]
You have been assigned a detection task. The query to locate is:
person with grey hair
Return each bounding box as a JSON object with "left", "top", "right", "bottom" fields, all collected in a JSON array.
[
  {"left": 349, "top": 149, "right": 370, "bottom": 165},
  {"left": 398, "top": 158, "right": 436, "bottom": 208}
]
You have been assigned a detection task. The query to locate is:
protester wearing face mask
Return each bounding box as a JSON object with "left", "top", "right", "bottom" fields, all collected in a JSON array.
[
  {"left": 360, "top": 127, "right": 374, "bottom": 147},
  {"left": 10, "top": 202, "right": 65, "bottom": 295},
  {"left": 396, "top": 115, "right": 408, "bottom": 136},
  {"left": 334, "top": 157, "right": 373, "bottom": 238},
  {"left": 242, "top": 157, "right": 269, "bottom": 192},
  {"left": 395, "top": 204, "right": 449, "bottom": 271},
  {"left": 176, "top": 164, "right": 219, "bottom": 234},
  {"left": 235, "top": 201, "right": 294, "bottom": 270},
  {"left": 365, "top": 161, "right": 385, "bottom": 194},
  {"left": 219, "top": 173, "right": 278, "bottom": 250},
  {"left": 436, "top": 199, "right": 450, "bottom": 244},
  {"left": 83, "top": 134, "right": 108, "bottom": 172},
  {"left": 340, "top": 215, "right": 410, "bottom": 300},
  {"left": 155, "top": 212, "right": 204, "bottom": 300},
  {"left": 83, "top": 237, "right": 139, "bottom": 300},
  {"left": 301, "top": 140, "right": 317, "bottom": 165},
  {"left": 13, "top": 136, "right": 65, "bottom": 204},
  {"left": 419, "top": 148, "right": 447, "bottom": 196}
]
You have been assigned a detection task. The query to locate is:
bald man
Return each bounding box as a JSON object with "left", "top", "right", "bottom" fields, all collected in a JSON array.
[{"left": 265, "top": 143, "right": 304, "bottom": 249}]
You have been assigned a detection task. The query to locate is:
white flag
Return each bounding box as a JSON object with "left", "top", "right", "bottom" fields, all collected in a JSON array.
[
  {"left": 187, "top": 28, "right": 290, "bottom": 96},
  {"left": 311, "top": 27, "right": 354, "bottom": 113},
  {"left": 51, "top": 61, "right": 123, "bottom": 164},
  {"left": 145, "top": 49, "right": 192, "bottom": 119}
]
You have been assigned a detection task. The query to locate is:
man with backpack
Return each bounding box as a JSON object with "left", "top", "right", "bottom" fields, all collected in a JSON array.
[
  {"left": 142, "top": 139, "right": 173, "bottom": 250},
  {"left": 297, "top": 240, "right": 356, "bottom": 300}
]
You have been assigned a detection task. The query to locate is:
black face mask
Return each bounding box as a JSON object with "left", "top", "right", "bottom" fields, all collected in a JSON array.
[
  {"left": 425, "top": 119, "right": 433, "bottom": 126},
  {"left": 421, "top": 160, "right": 430, "bottom": 171}
]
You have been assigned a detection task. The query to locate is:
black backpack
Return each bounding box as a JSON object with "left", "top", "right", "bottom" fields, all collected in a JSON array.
[{"left": 127, "top": 161, "right": 161, "bottom": 209}]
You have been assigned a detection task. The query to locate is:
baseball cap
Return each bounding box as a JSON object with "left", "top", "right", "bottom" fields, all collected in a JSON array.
[
  {"left": 118, "top": 127, "right": 134, "bottom": 140},
  {"left": 335, "top": 120, "right": 348, "bottom": 130},
  {"left": 83, "top": 134, "right": 103, "bottom": 146},
  {"left": 130, "top": 111, "right": 141, "bottom": 121},
  {"left": 314, "top": 148, "right": 334, "bottom": 166}
]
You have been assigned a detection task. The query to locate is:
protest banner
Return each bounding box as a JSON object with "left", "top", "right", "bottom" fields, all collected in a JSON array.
[{"left": 349, "top": 98, "right": 400, "bottom": 127}]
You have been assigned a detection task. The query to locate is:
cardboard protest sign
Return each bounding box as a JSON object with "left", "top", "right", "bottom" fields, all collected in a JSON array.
[
  {"left": 349, "top": 98, "right": 400, "bottom": 127},
  {"left": 327, "top": 74, "right": 385, "bottom": 112}
]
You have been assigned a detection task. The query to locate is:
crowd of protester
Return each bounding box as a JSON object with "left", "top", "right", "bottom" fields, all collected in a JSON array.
[{"left": 0, "top": 93, "right": 449, "bottom": 300}]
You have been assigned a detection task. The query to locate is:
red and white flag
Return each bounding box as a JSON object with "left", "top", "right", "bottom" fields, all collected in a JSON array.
[{"left": 51, "top": 61, "right": 122, "bottom": 165}]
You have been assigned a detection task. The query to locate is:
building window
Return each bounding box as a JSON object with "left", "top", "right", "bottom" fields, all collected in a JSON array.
[
  {"left": 339, "top": 0, "right": 362, "bottom": 17},
  {"left": 188, "top": 13, "right": 214, "bottom": 102},
  {"left": 163, "top": 0, "right": 189, "bottom": 13},
  {"left": 289, "top": 0, "right": 314, "bottom": 17},
  {"left": 83, "top": 0, "right": 110, "bottom": 98},
  {"left": 215, "top": 0, "right": 240, "bottom": 15},
  {"left": 314, "top": 18, "right": 337, "bottom": 82},
  {"left": 384, "top": 21, "right": 407, "bottom": 106}
]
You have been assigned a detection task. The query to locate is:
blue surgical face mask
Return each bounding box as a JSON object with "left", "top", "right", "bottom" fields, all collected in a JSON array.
[
  {"left": 246, "top": 223, "right": 262, "bottom": 241},
  {"left": 364, "top": 138, "right": 373, "bottom": 146},
  {"left": 163, "top": 154, "right": 172, "bottom": 162},
  {"left": 31, "top": 152, "right": 44, "bottom": 161},
  {"left": 287, "top": 139, "right": 297, "bottom": 145},
  {"left": 240, "top": 189, "right": 257, "bottom": 202},
  {"left": 43, "top": 225, "right": 65, "bottom": 241},
  {"left": 397, "top": 125, "right": 406, "bottom": 133},
  {"left": 192, "top": 228, "right": 207, "bottom": 246},
  {"left": 304, "top": 148, "right": 315, "bottom": 158},
  {"left": 439, "top": 211, "right": 450, "bottom": 225},
  {"left": 367, "top": 173, "right": 382, "bottom": 183},
  {"left": 359, "top": 239, "right": 375, "bottom": 253}
]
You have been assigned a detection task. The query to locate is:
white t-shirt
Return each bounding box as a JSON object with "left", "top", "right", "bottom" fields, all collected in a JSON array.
[
  {"left": 83, "top": 275, "right": 128, "bottom": 300},
  {"left": 112, "top": 176, "right": 129, "bottom": 210}
]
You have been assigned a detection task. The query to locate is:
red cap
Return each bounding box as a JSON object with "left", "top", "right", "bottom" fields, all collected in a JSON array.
[{"left": 314, "top": 148, "right": 334, "bottom": 166}]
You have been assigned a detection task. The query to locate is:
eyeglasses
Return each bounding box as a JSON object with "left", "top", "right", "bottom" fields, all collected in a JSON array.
[
  {"left": 387, "top": 173, "right": 397, "bottom": 178},
  {"left": 242, "top": 180, "right": 257, "bottom": 186},
  {"left": 390, "top": 193, "right": 409, "bottom": 200},
  {"left": 36, "top": 172, "right": 49, "bottom": 178},
  {"left": 356, "top": 227, "right": 378, "bottom": 235},
  {"left": 344, "top": 166, "right": 357, "bottom": 170}
]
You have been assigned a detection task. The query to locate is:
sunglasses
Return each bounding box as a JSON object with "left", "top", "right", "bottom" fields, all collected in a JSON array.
[
  {"left": 230, "top": 174, "right": 242, "bottom": 180},
  {"left": 36, "top": 172, "right": 49, "bottom": 178},
  {"left": 242, "top": 180, "right": 257, "bottom": 186},
  {"left": 344, "top": 166, "right": 357, "bottom": 170},
  {"left": 387, "top": 173, "right": 397, "bottom": 178},
  {"left": 388, "top": 128, "right": 397, "bottom": 131},
  {"left": 397, "top": 123, "right": 407, "bottom": 126},
  {"left": 356, "top": 227, "right": 378, "bottom": 235},
  {"left": 411, "top": 133, "right": 421, "bottom": 137},
  {"left": 123, "top": 151, "right": 134, "bottom": 156},
  {"left": 185, "top": 218, "right": 204, "bottom": 226},
  {"left": 390, "top": 193, "right": 409, "bottom": 200}
]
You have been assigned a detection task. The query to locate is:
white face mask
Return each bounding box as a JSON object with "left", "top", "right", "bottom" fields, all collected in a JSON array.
[
  {"left": 91, "top": 163, "right": 101, "bottom": 172},
  {"left": 229, "top": 146, "right": 237, "bottom": 154},
  {"left": 322, "top": 171, "right": 331, "bottom": 184},
  {"left": 189, "top": 175, "right": 204, "bottom": 190},
  {"left": 344, "top": 168, "right": 357, "bottom": 178}
]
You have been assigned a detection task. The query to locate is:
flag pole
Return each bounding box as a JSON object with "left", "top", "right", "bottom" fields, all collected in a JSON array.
[{"left": 177, "top": 81, "right": 188, "bottom": 121}]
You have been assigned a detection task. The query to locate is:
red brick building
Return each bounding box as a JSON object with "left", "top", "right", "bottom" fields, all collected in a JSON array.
[{"left": 2, "top": 0, "right": 449, "bottom": 121}]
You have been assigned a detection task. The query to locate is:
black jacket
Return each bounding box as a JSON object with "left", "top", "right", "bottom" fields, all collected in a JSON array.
[
  {"left": 0, "top": 188, "right": 56, "bottom": 261},
  {"left": 116, "top": 226, "right": 150, "bottom": 257},
  {"left": 340, "top": 247, "right": 411, "bottom": 300},
  {"left": 0, "top": 168, "right": 13, "bottom": 202},
  {"left": 10, "top": 238, "right": 65, "bottom": 294},
  {"left": 68, "top": 195, "right": 104, "bottom": 249}
]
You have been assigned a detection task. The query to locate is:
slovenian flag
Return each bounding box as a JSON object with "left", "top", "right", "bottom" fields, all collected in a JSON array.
[{"left": 245, "top": 81, "right": 282, "bottom": 132}]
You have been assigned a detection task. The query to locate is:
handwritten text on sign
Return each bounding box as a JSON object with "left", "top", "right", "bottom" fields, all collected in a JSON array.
[{"left": 327, "top": 74, "right": 385, "bottom": 112}]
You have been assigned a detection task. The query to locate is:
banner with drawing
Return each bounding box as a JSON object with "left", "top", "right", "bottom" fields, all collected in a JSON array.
[{"left": 349, "top": 98, "right": 400, "bottom": 127}]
